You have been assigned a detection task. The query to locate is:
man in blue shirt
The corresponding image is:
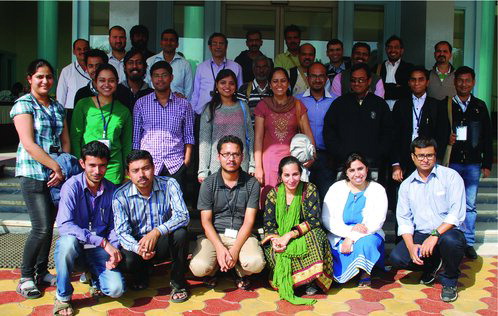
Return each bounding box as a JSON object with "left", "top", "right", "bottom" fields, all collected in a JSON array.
[
  {"left": 54, "top": 141, "right": 125, "bottom": 315},
  {"left": 389, "top": 137, "right": 466, "bottom": 303},
  {"left": 113, "top": 150, "right": 190, "bottom": 302},
  {"left": 295, "top": 62, "right": 336, "bottom": 201}
]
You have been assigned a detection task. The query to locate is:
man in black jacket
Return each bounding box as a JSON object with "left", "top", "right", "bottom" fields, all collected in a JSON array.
[
  {"left": 391, "top": 66, "right": 449, "bottom": 181},
  {"left": 323, "top": 63, "right": 392, "bottom": 181},
  {"left": 446, "top": 66, "right": 493, "bottom": 259},
  {"left": 375, "top": 35, "right": 413, "bottom": 111}
]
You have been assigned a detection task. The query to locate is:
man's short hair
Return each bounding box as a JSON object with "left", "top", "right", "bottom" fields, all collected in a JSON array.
[
  {"left": 161, "top": 28, "right": 179, "bottom": 42},
  {"left": 307, "top": 61, "right": 326, "bottom": 75},
  {"left": 150, "top": 60, "right": 173, "bottom": 76},
  {"left": 208, "top": 32, "right": 228, "bottom": 46},
  {"left": 455, "top": 66, "right": 475, "bottom": 80},
  {"left": 327, "top": 39, "right": 343, "bottom": 49},
  {"left": 434, "top": 40, "right": 453, "bottom": 53},
  {"left": 217, "top": 135, "right": 244, "bottom": 154},
  {"left": 126, "top": 150, "right": 154, "bottom": 170},
  {"left": 351, "top": 62, "right": 372, "bottom": 79},
  {"left": 123, "top": 48, "right": 147, "bottom": 68},
  {"left": 109, "top": 25, "right": 126, "bottom": 35},
  {"left": 73, "top": 38, "right": 89, "bottom": 50},
  {"left": 352, "top": 42, "right": 371, "bottom": 55},
  {"left": 84, "top": 49, "right": 109, "bottom": 65},
  {"left": 410, "top": 136, "right": 438, "bottom": 154},
  {"left": 299, "top": 43, "right": 316, "bottom": 55},
  {"left": 410, "top": 66, "right": 430, "bottom": 80},
  {"left": 252, "top": 55, "right": 271, "bottom": 69},
  {"left": 284, "top": 24, "right": 301, "bottom": 38},
  {"left": 81, "top": 141, "right": 111, "bottom": 162},
  {"left": 246, "top": 30, "right": 262, "bottom": 40},
  {"left": 385, "top": 35, "right": 404, "bottom": 48},
  {"left": 130, "top": 24, "right": 149, "bottom": 38}
]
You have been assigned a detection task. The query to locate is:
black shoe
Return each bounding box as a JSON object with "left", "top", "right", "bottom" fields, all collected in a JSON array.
[
  {"left": 420, "top": 258, "right": 443, "bottom": 285},
  {"left": 465, "top": 246, "right": 478, "bottom": 259},
  {"left": 441, "top": 286, "right": 458, "bottom": 302}
]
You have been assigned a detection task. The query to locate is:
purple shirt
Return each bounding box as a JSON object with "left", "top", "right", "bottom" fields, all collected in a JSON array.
[
  {"left": 56, "top": 172, "right": 119, "bottom": 248},
  {"left": 133, "top": 92, "right": 195, "bottom": 175},
  {"left": 190, "top": 58, "right": 243, "bottom": 114}
]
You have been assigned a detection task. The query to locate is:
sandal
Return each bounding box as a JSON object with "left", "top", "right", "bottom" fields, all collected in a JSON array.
[
  {"left": 234, "top": 276, "right": 251, "bottom": 290},
  {"left": 16, "top": 278, "right": 41, "bottom": 299},
  {"left": 358, "top": 277, "right": 372, "bottom": 287},
  {"left": 53, "top": 298, "right": 73, "bottom": 316},
  {"left": 305, "top": 282, "right": 319, "bottom": 295},
  {"left": 170, "top": 286, "right": 189, "bottom": 303},
  {"left": 89, "top": 286, "right": 105, "bottom": 297},
  {"left": 203, "top": 276, "right": 217, "bottom": 289}
]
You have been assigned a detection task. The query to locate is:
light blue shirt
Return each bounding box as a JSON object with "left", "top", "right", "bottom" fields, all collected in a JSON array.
[
  {"left": 396, "top": 164, "right": 466, "bottom": 235},
  {"left": 112, "top": 176, "right": 190, "bottom": 253},
  {"left": 453, "top": 95, "right": 471, "bottom": 113},
  {"left": 295, "top": 89, "right": 336, "bottom": 150},
  {"left": 108, "top": 53, "right": 126, "bottom": 83},
  {"left": 146, "top": 52, "right": 194, "bottom": 99}
]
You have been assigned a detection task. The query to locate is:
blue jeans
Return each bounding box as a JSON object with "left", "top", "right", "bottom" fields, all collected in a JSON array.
[
  {"left": 449, "top": 163, "right": 481, "bottom": 246},
  {"left": 54, "top": 235, "right": 125, "bottom": 301}
]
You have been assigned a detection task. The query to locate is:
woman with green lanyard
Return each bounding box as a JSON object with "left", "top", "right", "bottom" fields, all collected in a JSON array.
[
  {"left": 71, "top": 64, "right": 132, "bottom": 184},
  {"left": 11, "top": 59, "right": 70, "bottom": 298}
]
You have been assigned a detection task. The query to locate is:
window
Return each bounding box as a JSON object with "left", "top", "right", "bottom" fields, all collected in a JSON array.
[
  {"left": 89, "top": 1, "right": 110, "bottom": 52},
  {"left": 353, "top": 4, "right": 384, "bottom": 66},
  {"left": 453, "top": 9, "right": 465, "bottom": 68},
  {"left": 174, "top": 2, "right": 205, "bottom": 73}
]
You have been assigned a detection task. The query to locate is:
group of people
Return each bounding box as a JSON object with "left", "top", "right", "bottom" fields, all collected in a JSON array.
[{"left": 9, "top": 22, "right": 493, "bottom": 315}]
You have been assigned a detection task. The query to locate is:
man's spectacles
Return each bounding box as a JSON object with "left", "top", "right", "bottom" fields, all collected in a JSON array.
[
  {"left": 413, "top": 153, "right": 436, "bottom": 161},
  {"left": 220, "top": 152, "right": 241, "bottom": 159},
  {"left": 152, "top": 73, "right": 170, "bottom": 79},
  {"left": 350, "top": 78, "right": 367, "bottom": 84}
]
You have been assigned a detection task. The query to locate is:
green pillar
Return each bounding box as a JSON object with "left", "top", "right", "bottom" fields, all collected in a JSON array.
[
  {"left": 476, "top": 1, "right": 495, "bottom": 112},
  {"left": 38, "top": 1, "right": 58, "bottom": 72},
  {"left": 183, "top": 6, "right": 204, "bottom": 73}
]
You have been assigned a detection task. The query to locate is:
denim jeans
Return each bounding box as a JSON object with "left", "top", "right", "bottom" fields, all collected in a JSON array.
[
  {"left": 54, "top": 235, "right": 125, "bottom": 301},
  {"left": 449, "top": 163, "right": 481, "bottom": 246},
  {"left": 389, "top": 229, "right": 466, "bottom": 287},
  {"left": 19, "top": 177, "right": 57, "bottom": 278}
]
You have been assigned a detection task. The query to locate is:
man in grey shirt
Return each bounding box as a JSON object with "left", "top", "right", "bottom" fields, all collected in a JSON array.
[
  {"left": 389, "top": 136, "right": 466, "bottom": 303},
  {"left": 190, "top": 135, "right": 265, "bottom": 290}
]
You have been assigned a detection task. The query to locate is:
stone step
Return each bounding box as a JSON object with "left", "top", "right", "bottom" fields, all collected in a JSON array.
[
  {"left": 477, "top": 192, "right": 498, "bottom": 204},
  {"left": 0, "top": 192, "right": 26, "bottom": 213},
  {"left": 479, "top": 177, "right": 498, "bottom": 188}
]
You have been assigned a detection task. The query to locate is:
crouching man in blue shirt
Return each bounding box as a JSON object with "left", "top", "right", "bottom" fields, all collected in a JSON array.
[
  {"left": 389, "top": 137, "right": 466, "bottom": 303},
  {"left": 54, "top": 141, "right": 125, "bottom": 316}
]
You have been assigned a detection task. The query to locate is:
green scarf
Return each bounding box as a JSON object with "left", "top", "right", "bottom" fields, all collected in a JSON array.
[{"left": 273, "top": 182, "right": 316, "bottom": 305}]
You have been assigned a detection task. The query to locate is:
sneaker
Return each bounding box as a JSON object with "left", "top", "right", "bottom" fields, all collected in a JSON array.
[
  {"left": 420, "top": 258, "right": 443, "bottom": 285},
  {"left": 79, "top": 273, "right": 89, "bottom": 284},
  {"left": 465, "top": 246, "right": 478, "bottom": 259},
  {"left": 441, "top": 286, "right": 458, "bottom": 302}
]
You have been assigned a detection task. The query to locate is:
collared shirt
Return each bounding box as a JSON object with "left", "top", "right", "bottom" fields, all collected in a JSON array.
[
  {"left": 295, "top": 89, "right": 336, "bottom": 150},
  {"left": 190, "top": 58, "right": 243, "bottom": 114},
  {"left": 326, "top": 61, "right": 347, "bottom": 82},
  {"left": 197, "top": 170, "right": 260, "bottom": 233},
  {"left": 436, "top": 66, "right": 450, "bottom": 82},
  {"left": 145, "top": 52, "right": 194, "bottom": 99},
  {"left": 56, "top": 61, "right": 91, "bottom": 109},
  {"left": 133, "top": 92, "right": 195, "bottom": 174},
  {"left": 274, "top": 50, "right": 299, "bottom": 70},
  {"left": 453, "top": 95, "right": 471, "bottom": 113},
  {"left": 236, "top": 79, "right": 272, "bottom": 122},
  {"left": 119, "top": 79, "right": 150, "bottom": 92},
  {"left": 292, "top": 69, "right": 309, "bottom": 96},
  {"left": 108, "top": 53, "right": 126, "bottom": 82},
  {"left": 10, "top": 94, "right": 65, "bottom": 180},
  {"left": 56, "top": 172, "right": 118, "bottom": 247},
  {"left": 396, "top": 165, "right": 466, "bottom": 235},
  {"left": 385, "top": 59, "right": 401, "bottom": 84},
  {"left": 113, "top": 176, "right": 190, "bottom": 253},
  {"left": 412, "top": 93, "right": 427, "bottom": 140}
]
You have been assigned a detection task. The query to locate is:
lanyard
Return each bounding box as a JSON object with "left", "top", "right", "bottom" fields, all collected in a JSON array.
[
  {"left": 223, "top": 185, "right": 240, "bottom": 230},
  {"left": 210, "top": 60, "right": 226, "bottom": 82},
  {"left": 84, "top": 187, "right": 105, "bottom": 231},
  {"left": 74, "top": 62, "right": 91, "bottom": 81},
  {"left": 96, "top": 95, "right": 114, "bottom": 139},
  {"left": 412, "top": 104, "right": 422, "bottom": 129},
  {"left": 31, "top": 94, "right": 58, "bottom": 141}
]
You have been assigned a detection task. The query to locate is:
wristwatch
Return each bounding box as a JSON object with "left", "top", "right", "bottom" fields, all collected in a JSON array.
[{"left": 430, "top": 229, "right": 441, "bottom": 237}]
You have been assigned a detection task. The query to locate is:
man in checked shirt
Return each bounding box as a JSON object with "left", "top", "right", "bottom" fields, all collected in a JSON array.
[{"left": 113, "top": 150, "right": 190, "bottom": 302}]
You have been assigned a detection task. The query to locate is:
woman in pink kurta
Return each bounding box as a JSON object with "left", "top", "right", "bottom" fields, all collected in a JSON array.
[{"left": 254, "top": 67, "right": 315, "bottom": 201}]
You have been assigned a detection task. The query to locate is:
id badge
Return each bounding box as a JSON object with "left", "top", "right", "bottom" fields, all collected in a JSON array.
[
  {"left": 456, "top": 126, "right": 467, "bottom": 141},
  {"left": 98, "top": 139, "right": 111, "bottom": 148},
  {"left": 224, "top": 228, "right": 238, "bottom": 239},
  {"left": 83, "top": 231, "right": 97, "bottom": 249}
]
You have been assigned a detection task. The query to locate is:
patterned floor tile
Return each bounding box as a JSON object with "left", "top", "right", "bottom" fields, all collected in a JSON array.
[
  {"left": 222, "top": 288, "right": 259, "bottom": 302},
  {"left": 312, "top": 301, "right": 350, "bottom": 315},
  {"left": 108, "top": 308, "right": 146, "bottom": 316},
  {"left": 380, "top": 299, "right": 423, "bottom": 315},
  {"left": 129, "top": 296, "right": 169, "bottom": 312},
  {"left": 275, "top": 300, "right": 314, "bottom": 314},
  {"left": 414, "top": 298, "right": 454, "bottom": 313},
  {"left": 0, "top": 290, "right": 24, "bottom": 305},
  {"left": 358, "top": 288, "right": 394, "bottom": 302},
  {"left": 202, "top": 298, "right": 240, "bottom": 314},
  {"left": 0, "top": 302, "right": 31, "bottom": 315},
  {"left": 346, "top": 299, "right": 385, "bottom": 315}
]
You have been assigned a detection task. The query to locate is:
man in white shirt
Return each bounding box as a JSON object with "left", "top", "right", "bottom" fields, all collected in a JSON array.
[
  {"left": 108, "top": 25, "right": 127, "bottom": 82},
  {"left": 56, "top": 39, "right": 90, "bottom": 111}
]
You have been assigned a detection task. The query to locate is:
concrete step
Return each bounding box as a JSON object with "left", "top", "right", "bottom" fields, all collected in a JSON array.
[
  {"left": 0, "top": 177, "right": 20, "bottom": 194},
  {"left": 0, "top": 192, "right": 26, "bottom": 213},
  {"left": 479, "top": 177, "right": 498, "bottom": 188},
  {"left": 477, "top": 192, "right": 498, "bottom": 204}
]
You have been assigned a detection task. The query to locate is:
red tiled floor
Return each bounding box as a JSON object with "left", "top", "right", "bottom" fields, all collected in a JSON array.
[
  {"left": 30, "top": 304, "right": 54, "bottom": 315},
  {"left": 358, "top": 288, "right": 394, "bottom": 302},
  {"left": 275, "top": 300, "right": 314, "bottom": 314},
  {"left": 484, "top": 285, "right": 497, "bottom": 298},
  {"left": 332, "top": 312, "right": 356, "bottom": 316},
  {"left": 0, "top": 270, "right": 18, "bottom": 279},
  {"left": 346, "top": 299, "right": 385, "bottom": 315},
  {"left": 222, "top": 288, "right": 259, "bottom": 302},
  {"left": 477, "top": 310, "right": 498, "bottom": 316},
  {"left": 374, "top": 280, "right": 402, "bottom": 291},
  {"left": 130, "top": 296, "right": 169, "bottom": 312},
  {"left": 184, "top": 310, "right": 212, "bottom": 316},
  {"left": 108, "top": 308, "right": 145, "bottom": 316},
  {"left": 406, "top": 311, "right": 440, "bottom": 316},
  {"left": 481, "top": 296, "right": 498, "bottom": 310},
  {"left": 202, "top": 298, "right": 240, "bottom": 314},
  {"left": 486, "top": 277, "right": 497, "bottom": 286},
  {"left": 421, "top": 287, "right": 443, "bottom": 301},
  {"left": 415, "top": 298, "right": 454, "bottom": 313},
  {"left": 0, "top": 290, "right": 25, "bottom": 304}
]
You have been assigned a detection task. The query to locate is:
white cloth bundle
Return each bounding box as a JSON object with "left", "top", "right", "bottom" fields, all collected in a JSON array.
[{"left": 290, "top": 133, "right": 315, "bottom": 182}]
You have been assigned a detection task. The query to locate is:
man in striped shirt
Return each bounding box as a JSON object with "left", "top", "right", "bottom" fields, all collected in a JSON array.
[{"left": 113, "top": 150, "right": 190, "bottom": 302}]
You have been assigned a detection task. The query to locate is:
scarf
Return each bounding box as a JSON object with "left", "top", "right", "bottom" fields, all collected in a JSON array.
[
  {"left": 263, "top": 96, "right": 296, "bottom": 113},
  {"left": 273, "top": 182, "right": 316, "bottom": 305}
]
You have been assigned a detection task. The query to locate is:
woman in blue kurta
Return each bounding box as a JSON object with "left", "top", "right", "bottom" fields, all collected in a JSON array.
[{"left": 322, "top": 153, "right": 388, "bottom": 286}]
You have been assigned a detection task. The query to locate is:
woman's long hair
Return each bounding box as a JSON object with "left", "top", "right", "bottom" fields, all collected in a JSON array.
[
  {"left": 277, "top": 156, "right": 302, "bottom": 184},
  {"left": 207, "top": 69, "right": 238, "bottom": 122},
  {"left": 340, "top": 152, "right": 373, "bottom": 182}
]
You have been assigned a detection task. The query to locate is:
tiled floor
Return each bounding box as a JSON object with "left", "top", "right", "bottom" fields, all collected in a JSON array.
[{"left": 0, "top": 256, "right": 496, "bottom": 315}]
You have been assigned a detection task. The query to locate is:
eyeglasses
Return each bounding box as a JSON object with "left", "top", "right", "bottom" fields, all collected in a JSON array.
[
  {"left": 220, "top": 152, "right": 241, "bottom": 159},
  {"left": 152, "top": 73, "right": 170, "bottom": 79},
  {"left": 350, "top": 78, "right": 367, "bottom": 84},
  {"left": 308, "top": 74, "right": 327, "bottom": 80},
  {"left": 413, "top": 153, "right": 436, "bottom": 161}
]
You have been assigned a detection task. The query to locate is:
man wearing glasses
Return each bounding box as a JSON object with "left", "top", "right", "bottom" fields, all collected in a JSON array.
[
  {"left": 190, "top": 135, "right": 265, "bottom": 290},
  {"left": 389, "top": 136, "right": 466, "bottom": 303}
]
